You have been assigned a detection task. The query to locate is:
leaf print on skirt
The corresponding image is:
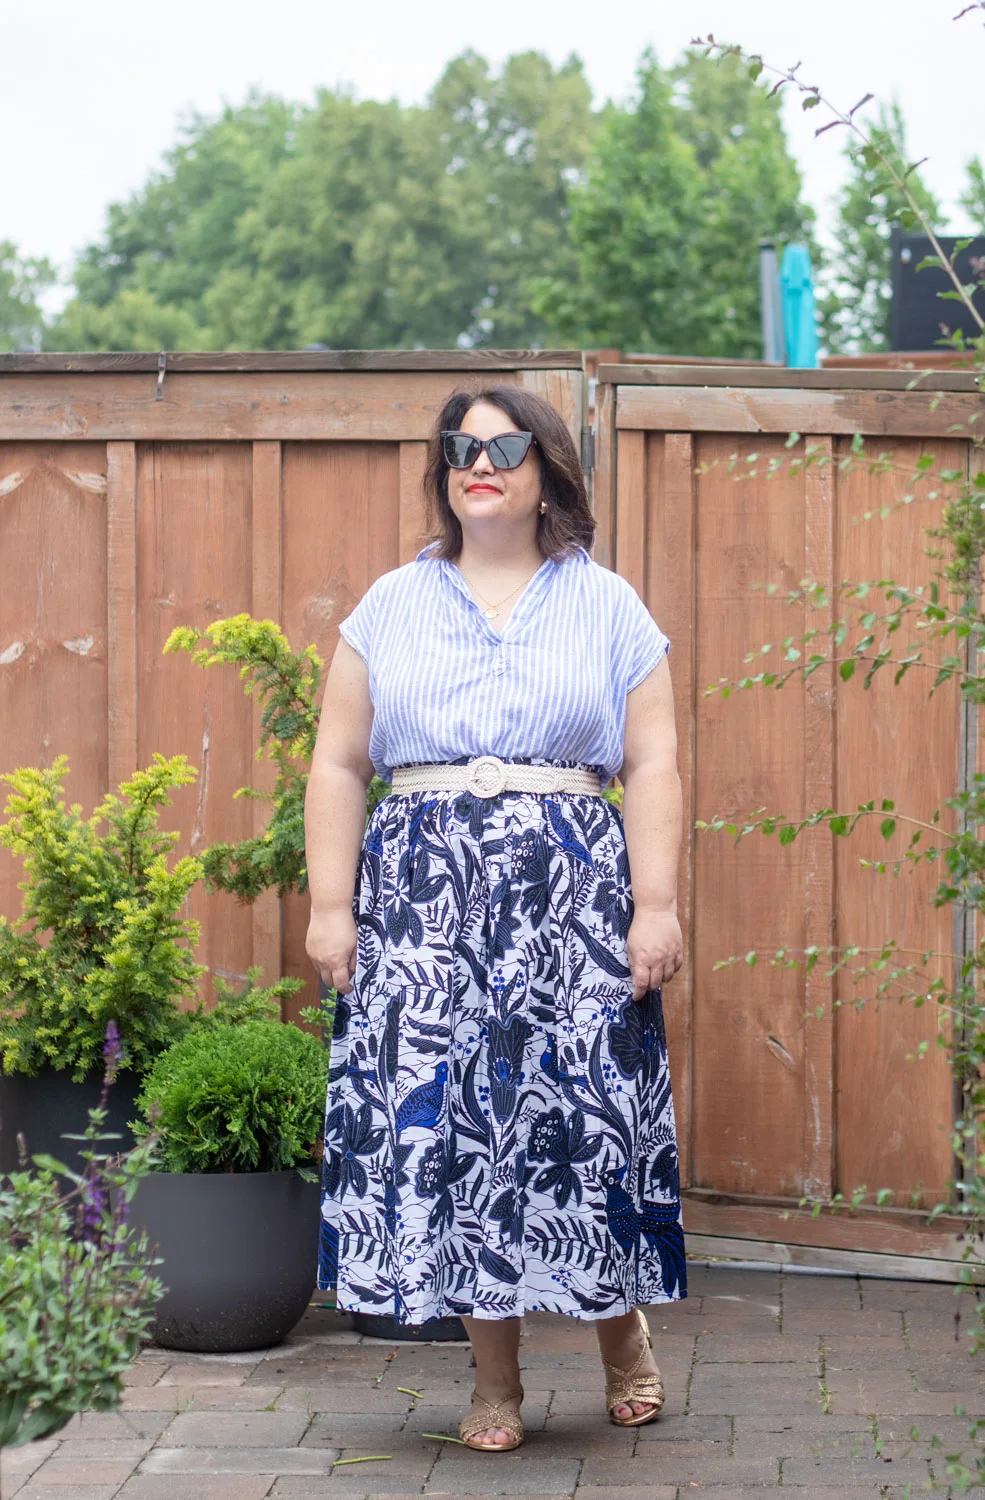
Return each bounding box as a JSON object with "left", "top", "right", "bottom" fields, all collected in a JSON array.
[{"left": 319, "top": 771, "right": 686, "bottom": 1324}]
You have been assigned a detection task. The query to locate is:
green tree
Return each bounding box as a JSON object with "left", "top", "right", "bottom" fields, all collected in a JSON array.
[
  {"left": 211, "top": 87, "right": 486, "bottom": 349},
  {"left": 960, "top": 156, "right": 985, "bottom": 233},
  {"left": 52, "top": 289, "right": 205, "bottom": 353},
  {"left": 536, "top": 49, "right": 811, "bottom": 357},
  {"left": 426, "top": 50, "right": 596, "bottom": 345},
  {"left": 46, "top": 94, "right": 298, "bottom": 352},
  {"left": 533, "top": 54, "right": 700, "bottom": 351},
  {"left": 0, "top": 241, "right": 56, "bottom": 352},
  {"left": 48, "top": 55, "right": 596, "bottom": 352},
  {"left": 818, "top": 100, "right": 942, "bottom": 353},
  {"left": 672, "top": 49, "right": 812, "bottom": 357}
]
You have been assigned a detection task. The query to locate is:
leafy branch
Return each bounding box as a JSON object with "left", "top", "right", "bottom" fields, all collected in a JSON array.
[
  {"left": 692, "top": 34, "right": 985, "bottom": 335},
  {"left": 165, "top": 615, "right": 389, "bottom": 900}
]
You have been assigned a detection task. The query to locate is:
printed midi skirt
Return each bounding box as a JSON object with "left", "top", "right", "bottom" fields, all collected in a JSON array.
[{"left": 319, "top": 767, "right": 687, "bottom": 1323}]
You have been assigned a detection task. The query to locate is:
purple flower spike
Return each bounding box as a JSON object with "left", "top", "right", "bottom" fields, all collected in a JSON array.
[
  {"left": 81, "top": 1178, "right": 106, "bottom": 1244},
  {"left": 103, "top": 1019, "right": 122, "bottom": 1081}
]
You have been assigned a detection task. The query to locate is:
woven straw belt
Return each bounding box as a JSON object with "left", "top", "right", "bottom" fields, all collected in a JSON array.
[{"left": 390, "top": 756, "right": 603, "bottom": 799}]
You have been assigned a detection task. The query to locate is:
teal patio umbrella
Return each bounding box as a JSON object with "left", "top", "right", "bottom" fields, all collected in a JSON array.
[{"left": 780, "top": 244, "right": 819, "bottom": 368}]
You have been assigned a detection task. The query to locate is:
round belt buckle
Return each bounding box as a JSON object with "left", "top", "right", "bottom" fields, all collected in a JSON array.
[{"left": 466, "top": 755, "right": 508, "bottom": 798}]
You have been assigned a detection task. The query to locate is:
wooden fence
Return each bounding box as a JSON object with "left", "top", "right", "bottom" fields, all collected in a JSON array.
[
  {"left": 0, "top": 349, "right": 585, "bottom": 1032},
  {"left": 594, "top": 361, "right": 981, "bottom": 1274},
  {"left": 1, "top": 350, "right": 980, "bottom": 1275}
]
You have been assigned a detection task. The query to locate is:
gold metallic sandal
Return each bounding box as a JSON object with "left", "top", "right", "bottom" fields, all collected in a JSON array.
[
  {"left": 603, "top": 1309, "right": 665, "bottom": 1428},
  {"left": 458, "top": 1386, "right": 525, "bottom": 1452}
]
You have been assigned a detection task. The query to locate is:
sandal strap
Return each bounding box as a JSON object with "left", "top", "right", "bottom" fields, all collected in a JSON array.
[
  {"left": 603, "top": 1310, "right": 665, "bottom": 1414},
  {"left": 605, "top": 1369, "right": 666, "bottom": 1412},
  {"left": 459, "top": 1387, "right": 525, "bottom": 1445}
]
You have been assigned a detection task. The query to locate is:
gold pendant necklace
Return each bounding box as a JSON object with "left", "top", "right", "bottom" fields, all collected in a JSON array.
[{"left": 459, "top": 568, "right": 537, "bottom": 620}]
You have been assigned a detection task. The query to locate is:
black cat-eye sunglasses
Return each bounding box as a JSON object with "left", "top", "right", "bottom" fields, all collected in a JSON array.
[{"left": 440, "top": 430, "right": 536, "bottom": 471}]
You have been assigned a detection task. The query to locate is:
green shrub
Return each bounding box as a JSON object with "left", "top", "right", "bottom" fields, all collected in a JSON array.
[
  {"left": 137, "top": 1020, "right": 328, "bottom": 1174},
  {"left": 0, "top": 755, "right": 204, "bottom": 1079},
  {"left": 0, "top": 756, "right": 302, "bottom": 1081},
  {"left": 187, "top": 965, "right": 303, "bottom": 1031}
]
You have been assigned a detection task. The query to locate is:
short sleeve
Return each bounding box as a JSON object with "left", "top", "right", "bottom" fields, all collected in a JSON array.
[
  {"left": 338, "top": 584, "right": 379, "bottom": 666},
  {"left": 620, "top": 587, "right": 670, "bottom": 692}
]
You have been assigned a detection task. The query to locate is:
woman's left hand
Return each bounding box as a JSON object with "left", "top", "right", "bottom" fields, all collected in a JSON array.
[{"left": 627, "top": 909, "right": 683, "bottom": 1000}]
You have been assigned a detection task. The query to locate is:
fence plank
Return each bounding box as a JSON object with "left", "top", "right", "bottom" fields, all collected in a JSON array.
[
  {"left": 0, "top": 443, "right": 109, "bottom": 935},
  {"left": 593, "top": 381, "right": 617, "bottom": 569},
  {"left": 683, "top": 1190, "right": 978, "bottom": 1264},
  {"left": 616, "top": 384, "right": 984, "bottom": 438},
  {"left": 647, "top": 433, "right": 696, "bottom": 1186},
  {"left": 599, "top": 363, "right": 981, "bottom": 392},
  {"left": 250, "top": 441, "right": 284, "bottom": 991},
  {"left": 832, "top": 437, "right": 959, "bottom": 1208},
  {"left": 107, "top": 442, "right": 138, "bottom": 788},
  {"left": 802, "top": 436, "right": 836, "bottom": 1200},
  {"left": 0, "top": 350, "right": 584, "bottom": 375},
  {"left": 136, "top": 442, "right": 256, "bottom": 1006},
  {"left": 399, "top": 442, "right": 428, "bottom": 565},
  {"left": 280, "top": 441, "right": 401, "bottom": 1022},
  {"left": 615, "top": 430, "right": 646, "bottom": 596},
  {"left": 519, "top": 368, "right": 584, "bottom": 448},
  {"left": 692, "top": 434, "right": 809, "bottom": 1197},
  {"left": 0, "top": 371, "right": 530, "bottom": 443}
]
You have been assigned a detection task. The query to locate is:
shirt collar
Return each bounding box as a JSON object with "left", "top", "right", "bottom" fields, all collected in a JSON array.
[
  {"left": 416, "top": 545, "right": 565, "bottom": 621},
  {"left": 415, "top": 544, "right": 589, "bottom": 566}
]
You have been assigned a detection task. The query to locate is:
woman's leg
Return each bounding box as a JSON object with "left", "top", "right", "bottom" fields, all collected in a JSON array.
[
  {"left": 595, "top": 1308, "right": 662, "bottom": 1420},
  {"left": 461, "top": 1314, "right": 523, "bottom": 1445}
]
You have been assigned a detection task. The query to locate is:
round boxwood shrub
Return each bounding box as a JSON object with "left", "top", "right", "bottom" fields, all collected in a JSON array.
[{"left": 137, "top": 1021, "right": 328, "bottom": 1174}]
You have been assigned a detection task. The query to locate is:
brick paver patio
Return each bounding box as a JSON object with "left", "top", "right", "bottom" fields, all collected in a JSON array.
[{"left": 6, "top": 1264, "right": 985, "bottom": 1498}]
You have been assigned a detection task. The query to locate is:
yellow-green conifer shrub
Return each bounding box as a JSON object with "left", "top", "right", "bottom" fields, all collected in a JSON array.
[{"left": 0, "top": 755, "right": 204, "bottom": 1079}]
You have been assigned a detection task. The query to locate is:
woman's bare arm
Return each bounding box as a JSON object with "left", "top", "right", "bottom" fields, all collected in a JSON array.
[
  {"left": 619, "top": 656, "right": 684, "bottom": 1000},
  {"left": 304, "top": 639, "right": 375, "bottom": 994}
]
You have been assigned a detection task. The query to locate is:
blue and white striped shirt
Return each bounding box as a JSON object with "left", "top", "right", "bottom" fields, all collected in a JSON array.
[{"left": 339, "top": 546, "right": 669, "bottom": 784}]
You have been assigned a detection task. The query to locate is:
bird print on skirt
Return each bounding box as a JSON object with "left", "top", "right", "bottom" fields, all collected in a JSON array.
[{"left": 320, "top": 769, "right": 686, "bottom": 1324}]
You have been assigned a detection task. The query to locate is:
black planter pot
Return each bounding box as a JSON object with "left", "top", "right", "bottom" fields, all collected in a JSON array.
[
  {"left": 351, "top": 1311, "right": 468, "bottom": 1343},
  {"left": 131, "top": 1169, "right": 320, "bottom": 1353},
  {"left": 0, "top": 1066, "right": 142, "bottom": 1177}
]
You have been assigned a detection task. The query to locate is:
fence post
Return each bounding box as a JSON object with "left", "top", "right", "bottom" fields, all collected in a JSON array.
[
  {"left": 107, "top": 442, "right": 138, "bottom": 788},
  {"left": 251, "top": 440, "right": 284, "bottom": 995}
]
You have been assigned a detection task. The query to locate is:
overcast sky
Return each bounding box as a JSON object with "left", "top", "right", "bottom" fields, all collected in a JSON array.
[{"left": 3, "top": 0, "right": 982, "bottom": 297}]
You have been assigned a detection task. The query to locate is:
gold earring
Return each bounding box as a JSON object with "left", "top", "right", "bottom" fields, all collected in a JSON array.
[{"left": 539, "top": 499, "right": 548, "bottom": 515}]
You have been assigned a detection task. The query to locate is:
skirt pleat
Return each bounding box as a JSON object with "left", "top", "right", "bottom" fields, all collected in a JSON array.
[{"left": 319, "top": 775, "right": 686, "bottom": 1323}]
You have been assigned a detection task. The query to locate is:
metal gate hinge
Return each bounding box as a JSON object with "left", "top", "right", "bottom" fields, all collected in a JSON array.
[{"left": 581, "top": 428, "right": 595, "bottom": 473}]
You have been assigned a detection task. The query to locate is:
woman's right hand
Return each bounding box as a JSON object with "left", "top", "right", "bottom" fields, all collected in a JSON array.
[{"left": 305, "top": 907, "right": 358, "bottom": 994}]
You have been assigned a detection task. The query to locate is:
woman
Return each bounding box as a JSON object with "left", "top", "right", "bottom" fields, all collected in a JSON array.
[{"left": 305, "top": 385, "right": 686, "bottom": 1452}]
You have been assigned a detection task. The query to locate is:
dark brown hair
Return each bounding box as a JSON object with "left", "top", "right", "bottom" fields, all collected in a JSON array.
[{"left": 422, "top": 384, "right": 595, "bottom": 561}]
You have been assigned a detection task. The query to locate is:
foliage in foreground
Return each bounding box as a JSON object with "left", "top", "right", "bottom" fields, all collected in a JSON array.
[
  {"left": 136, "top": 1019, "right": 328, "bottom": 1174},
  {"left": 0, "top": 1027, "right": 162, "bottom": 1448}
]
